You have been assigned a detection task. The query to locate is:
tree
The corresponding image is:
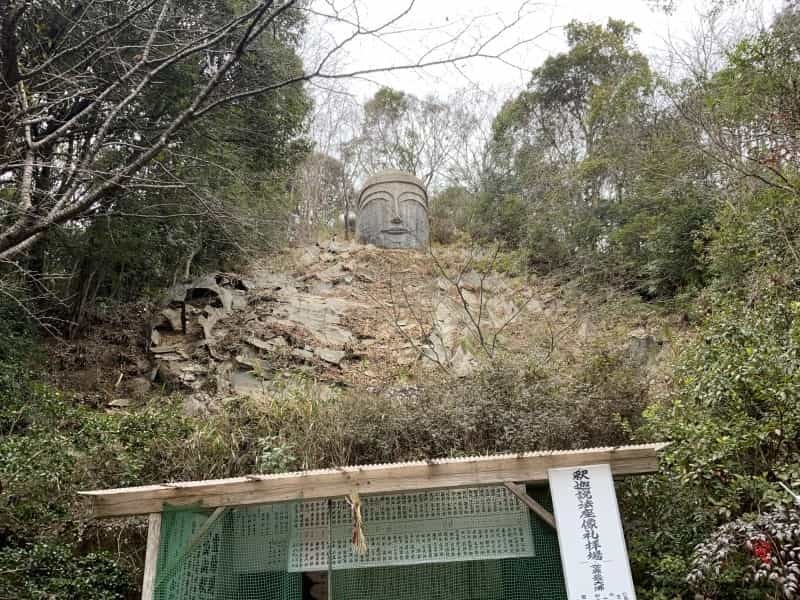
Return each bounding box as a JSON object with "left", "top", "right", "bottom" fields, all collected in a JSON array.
[
  {"left": 691, "top": 5, "right": 800, "bottom": 195},
  {"left": 0, "top": 0, "right": 310, "bottom": 261},
  {"left": 0, "top": 1, "right": 316, "bottom": 333},
  {"left": 441, "top": 88, "right": 497, "bottom": 194},
  {"left": 605, "top": 111, "right": 714, "bottom": 296},
  {"left": 345, "top": 87, "right": 465, "bottom": 190},
  {"left": 488, "top": 19, "right": 653, "bottom": 199},
  {"left": 480, "top": 19, "right": 655, "bottom": 277},
  {"left": 291, "top": 152, "right": 354, "bottom": 239},
  {"left": 1, "top": 0, "right": 550, "bottom": 263}
]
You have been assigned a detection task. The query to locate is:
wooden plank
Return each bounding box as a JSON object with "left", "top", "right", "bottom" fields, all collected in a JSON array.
[
  {"left": 505, "top": 482, "right": 557, "bottom": 529},
  {"left": 141, "top": 513, "right": 161, "bottom": 600},
  {"left": 81, "top": 443, "right": 667, "bottom": 518}
]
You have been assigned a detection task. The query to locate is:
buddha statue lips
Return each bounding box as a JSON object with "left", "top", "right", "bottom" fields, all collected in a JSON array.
[{"left": 356, "top": 169, "right": 429, "bottom": 250}]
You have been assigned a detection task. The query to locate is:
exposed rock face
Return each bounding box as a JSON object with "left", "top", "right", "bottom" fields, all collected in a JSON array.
[
  {"left": 625, "top": 328, "right": 662, "bottom": 365},
  {"left": 127, "top": 242, "right": 546, "bottom": 408},
  {"left": 356, "top": 169, "right": 429, "bottom": 249},
  {"left": 50, "top": 240, "right": 673, "bottom": 410},
  {"left": 146, "top": 258, "right": 367, "bottom": 397}
]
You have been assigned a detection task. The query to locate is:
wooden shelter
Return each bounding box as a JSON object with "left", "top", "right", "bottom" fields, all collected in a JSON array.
[{"left": 81, "top": 443, "right": 666, "bottom": 600}]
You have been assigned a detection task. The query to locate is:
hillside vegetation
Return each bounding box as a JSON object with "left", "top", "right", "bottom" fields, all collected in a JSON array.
[{"left": 2, "top": 3, "right": 800, "bottom": 599}]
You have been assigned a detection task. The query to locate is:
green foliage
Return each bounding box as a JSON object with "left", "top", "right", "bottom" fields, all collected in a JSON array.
[
  {"left": 0, "top": 543, "right": 133, "bottom": 600},
  {"left": 622, "top": 475, "right": 706, "bottom": 599},
  {"left": 609, "top": 189, "right": 711, "bottom": 297},
  {"left": 282, "top": 352, "right": 648, "bottom": 468},
  {"left": 429, "top": 186, "right": 477, "bottom": 244},
  {"left": 534, "top": 19, "right": 651, "bottom": 150},
  {"left": 0, "top": 356, "right": 307, "bottom": 596},
  {"left": 480, "top": 8, "right": 798, "bottom": 302},
  {"left": 658, "top": 297, "right": 800, "bottom": 514},
  {"left": 620, "top": 100, "right": 800, "bottom": 594},
  {"left": 0, "top": 299, "right": 41, "bottom": 435},
  {"left": 687, "top": 506, "right": 800, "bottom": 598},
  {"left": 10, "top": 1, "right": 313, "bottom": 330},
  {"left": 625, "top": 294, "right": 800, "bottom": 597},
  {"left": 0, "top": 297, "right": 36, "bottom": 364},
  {"left": 602, "top": 110, "right": 715, "bottom": 296},
  {"left": 0, "top": 543, "right": 131, "bottom": 600},
  {"left": 365, "top": 87, "right": 410, "bottom": 122},
  {"left": 480, "top": 19, "right": 681, "bottom": 288},
  {"left": 618, "top": 33, "right": 800, "bottom": 581},
  {"left": 707, "top": 186, "right": 800, "bottom": 297},
  {"left": 1, "top": 390, "right": 190, "bottom": 540},
  {"left": 473, "top": 193, "right": 529, "bottom": 250},
  {"left": 521, "top": 213, "right": 578, "bottom": 275},
  {"left": 255, "top": 435, "right": 298, "bottom": 474},
  {"left": 0, "top": 331, "right": 140, "bottom": 596},
  {"left": 703, "top": 7, "right": 800, "bottom": 190}
]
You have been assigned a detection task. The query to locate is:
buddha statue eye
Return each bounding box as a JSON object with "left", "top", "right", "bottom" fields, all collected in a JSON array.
[
  {"left": 399, "top": 194, "right": 426, "bottom": 208},
  {"left": 362, "top": 194, "right": 392, "bottom": 208}
]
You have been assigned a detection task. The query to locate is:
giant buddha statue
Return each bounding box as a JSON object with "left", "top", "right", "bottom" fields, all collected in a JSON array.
[{"left": 356, "top": 169, "right": 429, "bottom": 249}]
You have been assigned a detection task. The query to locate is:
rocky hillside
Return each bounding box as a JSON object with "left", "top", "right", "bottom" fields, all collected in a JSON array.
[{"left": 48, "top": 240, "right": 682, "bottom": 415}]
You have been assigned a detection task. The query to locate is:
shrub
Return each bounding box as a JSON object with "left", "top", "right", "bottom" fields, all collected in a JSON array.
[
  {"left": 687, "top": 506, "right": 800, "bottom": 598},
  {"left": 292, "top": 353, "right": 648, "bottom": 468},
  {"left": 707, "top": 187, "right": 800, "bottom": 298},
  {"left": 0, "top": 543, "right": 131, "bottom": 600},
  {"left": 430, "top": 187, "right": 479, "bottom": 245},
  {"left": 522, "top": 219, "right": 572, "bottom": 275},
  {"left": 0, "top": 375, "right": 315, "bottom": 597},
  {"left": 609, "top": 197, "right": 710, "bottom": 298},
  {"left": 0, "top": 298, "right": 41, "bottom": 433},
  {"left": 625, "top": 292, "right": 800, "bottom": 597},
  {"left": 472, "top": 192, "right": 529, "bottom": 248}
]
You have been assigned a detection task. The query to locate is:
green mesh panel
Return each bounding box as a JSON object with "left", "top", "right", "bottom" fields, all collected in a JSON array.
[
  {"left": 154, "top": 504, "right": 301, "bottom": 600},
  {"left": 292, "top": 486, "right": 535, "bottom": 571},
  {"left": 152, "top": 486, "right": 566, "bottom": 600},
  {"left": 330, "top": 486, "right": 567, "bottom": 600}
]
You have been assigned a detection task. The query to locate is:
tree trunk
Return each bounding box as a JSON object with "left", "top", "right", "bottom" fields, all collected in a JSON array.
[
  {"left": 344, "top": 194, "right": 350, "bottom": 240},
  {"left": 69, "top": 267, "right": 99, "bottom": 339}
]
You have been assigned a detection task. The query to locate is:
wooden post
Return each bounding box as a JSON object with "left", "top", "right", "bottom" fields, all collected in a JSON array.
[
  {"left": 142, "top": 512, "right": 162, "bottom": 600},
  {"left": 505, "top": 482, "right": 557, "bottom": 530}
]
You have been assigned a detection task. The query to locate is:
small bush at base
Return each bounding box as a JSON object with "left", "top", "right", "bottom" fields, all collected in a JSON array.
[{"left": 0, "top": 543, "right": 131, "bottom": 600}]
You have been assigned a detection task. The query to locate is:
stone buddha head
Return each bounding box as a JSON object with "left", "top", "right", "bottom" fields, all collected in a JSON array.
[{"left": 356, "top": 169, "right": 429, "bottom": 249}]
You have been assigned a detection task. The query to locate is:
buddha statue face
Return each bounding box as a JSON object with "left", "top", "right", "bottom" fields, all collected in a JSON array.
[{"left": 356, "top": 170, "right": 429, "bottom": 249}]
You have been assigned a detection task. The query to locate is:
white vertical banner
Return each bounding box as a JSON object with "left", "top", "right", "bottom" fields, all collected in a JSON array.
[{"left": 548, "top": 463, "right": 637, "bottom": 600}]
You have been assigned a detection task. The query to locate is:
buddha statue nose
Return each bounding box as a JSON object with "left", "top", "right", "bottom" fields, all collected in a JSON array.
[{"left": 390, "top": 215, "right": 403, "bottom": 224}]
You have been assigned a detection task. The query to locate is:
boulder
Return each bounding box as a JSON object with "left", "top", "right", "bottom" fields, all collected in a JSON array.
[{"left": 625, "top": 328, "right": 661, "bottom": 365}]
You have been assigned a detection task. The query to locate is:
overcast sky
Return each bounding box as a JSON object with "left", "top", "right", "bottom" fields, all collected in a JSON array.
[{"left": 303, "top": 0, "right": 784, "bottom": 102}]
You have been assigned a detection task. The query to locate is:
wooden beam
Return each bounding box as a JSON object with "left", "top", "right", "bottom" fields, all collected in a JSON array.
[
  {"left": 505, "top": 482, "right": 556, "bottom": 529},
  {"left": 81, "top": 443, "right": 667, "bottom": 518},
  {"left": 141, "top": 513, "right": 161, "bottom": 600}
]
